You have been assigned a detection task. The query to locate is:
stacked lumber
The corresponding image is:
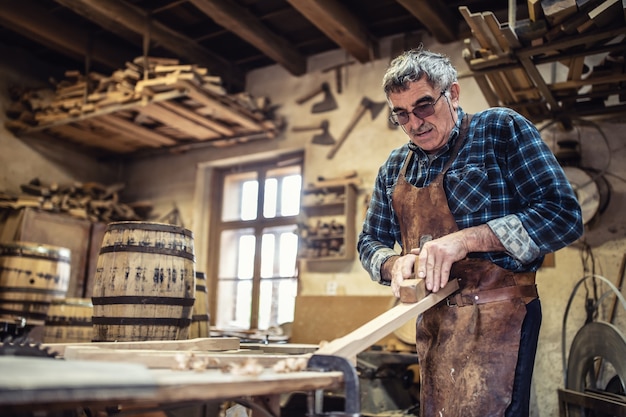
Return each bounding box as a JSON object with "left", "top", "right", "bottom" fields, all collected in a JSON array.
[
  {"left": 459, "top": 1, "right": 626, "bottom": 124},
  {"left": 5, "top": 56, "right": 285, "bottom": 154},
  {"left": 0, "top": 179, "right": 151, "bottom": 223}
]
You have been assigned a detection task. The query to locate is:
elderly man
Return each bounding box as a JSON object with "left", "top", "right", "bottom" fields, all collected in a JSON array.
[{"left": 357, "top": 47, "right": 583, "bottom": 416}]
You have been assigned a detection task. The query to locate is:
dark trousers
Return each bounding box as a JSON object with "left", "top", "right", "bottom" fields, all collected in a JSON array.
[{"left": 505, "top": 298, "right": 542, "bottom": 417}]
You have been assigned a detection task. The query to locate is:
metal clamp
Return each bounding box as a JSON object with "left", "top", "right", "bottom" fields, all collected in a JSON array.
[{"left": 307, "top": 354, "right": 360, "bottom": 417}]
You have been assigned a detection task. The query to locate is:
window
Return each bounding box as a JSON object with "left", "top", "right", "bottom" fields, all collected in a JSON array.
[{"left": 211, "top": 156, "right": 302, "bottom": 331}]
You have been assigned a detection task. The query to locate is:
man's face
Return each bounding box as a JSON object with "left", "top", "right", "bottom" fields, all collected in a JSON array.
[{"left": 388, "top": 79, "right": 459, "bottom": 153}]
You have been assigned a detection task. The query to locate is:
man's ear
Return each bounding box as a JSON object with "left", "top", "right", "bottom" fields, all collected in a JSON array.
[{"left": 448, "top": 83, "right": 460, "bottom": 108}]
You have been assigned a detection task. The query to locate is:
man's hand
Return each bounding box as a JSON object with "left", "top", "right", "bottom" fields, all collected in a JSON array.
[
  {"left": 388, "top": 254, "right": 417, "bottom": 298},
  {"left": 410, "top": 225, "right": 505, "bottom": 292}
]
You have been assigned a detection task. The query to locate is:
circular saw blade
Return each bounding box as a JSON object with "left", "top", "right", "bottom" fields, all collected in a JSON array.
[{"left": 566, "top": 321, "right": 626, "bottom": 415}]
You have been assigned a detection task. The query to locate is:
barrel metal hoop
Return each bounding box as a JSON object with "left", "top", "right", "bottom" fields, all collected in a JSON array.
[
  {"left": 99, "top": 245, "right": 195, "bottom": 261},
  {"left": 92, "top": 316, "right": 192, "bottom": 328},
  {"left": 106, "top": 222, "right": 193, "bottom": 238},
  {"left": 91, "top": 296, "right": 195, "bottom": 306}
]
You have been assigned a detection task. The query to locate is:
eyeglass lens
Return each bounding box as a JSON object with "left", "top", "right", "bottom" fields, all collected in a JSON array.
[{"left": 389, "top": 91, "right": 446, "bottom": 125}]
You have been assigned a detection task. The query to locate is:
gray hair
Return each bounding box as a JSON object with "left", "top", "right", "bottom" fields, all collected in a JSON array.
[{"left": 382, "top": 47, "right": 458, "bottom": 96}]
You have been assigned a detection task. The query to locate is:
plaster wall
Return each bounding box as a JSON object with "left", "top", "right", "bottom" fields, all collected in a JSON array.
[{"left": 0, "top": 45, "right": 119, "bottom": 194}]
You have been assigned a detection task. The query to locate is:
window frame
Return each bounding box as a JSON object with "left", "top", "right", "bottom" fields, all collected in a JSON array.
[{"left": 206, "top": 154, "right": 303, "bottom": 330}]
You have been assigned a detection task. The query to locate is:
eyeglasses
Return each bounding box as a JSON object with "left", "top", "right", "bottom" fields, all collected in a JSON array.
[{"left": 389, "top": 91, "right": 447, "bottom": 126}]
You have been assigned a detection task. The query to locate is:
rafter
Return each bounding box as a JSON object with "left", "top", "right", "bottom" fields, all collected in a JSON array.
[
  {"left": 189, "top": 0, "right": 307, "bottom": 76},
  {"left": 286, "top": 0, "right": 377, "bottom": 63},
  {"left": 53, "top": 0, "right": 246, "bottom": 91}
]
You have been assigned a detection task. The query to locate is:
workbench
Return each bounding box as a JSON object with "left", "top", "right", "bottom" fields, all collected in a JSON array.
[{"left": 0, "top": 339, "right": 346, "bottom": 417}]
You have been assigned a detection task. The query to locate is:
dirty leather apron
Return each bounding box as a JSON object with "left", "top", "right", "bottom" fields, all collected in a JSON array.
[{"left": 391, "top": 116, "right": 536, "bottom": 417}]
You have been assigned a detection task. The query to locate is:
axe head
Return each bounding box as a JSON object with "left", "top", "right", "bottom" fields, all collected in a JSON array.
[
  {"left": 361, "top": 97, "right": 386, "bottom": 120},
  {"left": 312, "top": 83, "right": 338, "bottom": 113}
]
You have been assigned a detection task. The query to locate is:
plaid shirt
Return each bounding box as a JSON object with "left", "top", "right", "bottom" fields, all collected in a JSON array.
[{"left": 358, "top": 107, "right": 583, "bottom": 284}]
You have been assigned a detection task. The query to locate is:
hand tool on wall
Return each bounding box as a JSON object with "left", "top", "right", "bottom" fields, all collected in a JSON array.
[
  {"left": 295, "top": 82, "right": 337, "bottom": 113},
  {"left": 326, "top": 97, "right": 385, "bottom": 159},
  {"left": 291, "top": 120, "right": 335, "bottom": 145},
  {"left": 315, "top": 278, "right": 459, "bottom": 359},
  {"left": 321, "top": 60, "right": 356, "bottom": 94}
]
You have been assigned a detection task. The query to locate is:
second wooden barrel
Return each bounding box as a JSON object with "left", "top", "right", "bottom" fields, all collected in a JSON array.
[
  {"left": 0, "top": 242, "right": 71, "bottom": 326},
  {"left": 43, "top": 297, "right": 93, "bottom": 343},
  {"left": 189, "top": 271, "right": 210, "bottom": 338},
  {"left": 91, "top": 221, "right": 196, "bottom": 342}
]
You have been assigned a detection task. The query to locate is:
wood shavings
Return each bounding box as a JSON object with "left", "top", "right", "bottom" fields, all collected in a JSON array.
[
  {"left": 272, "top": 357, "right": 309, "bottom": 373},
  {"left": 173, "top": 352, "right": 221, "bottom": 371},
  {"left": 222, "top": 358, "right": 264, "bottom": 376}
]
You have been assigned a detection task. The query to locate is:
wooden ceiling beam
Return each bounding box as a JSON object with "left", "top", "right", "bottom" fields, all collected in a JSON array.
[
  {"left": 189, "top": 0, "right": 307, "bottom": 76},
  {"left": 286, "top": 0, "right": 377, "bottom": 63},
  {"left": 0, "top": 0, "right": 135, "bottom": 70},
  {"left": 395, "top": 0, "right": 457, "bottom": 44},
  {"left": 53, "top": 0, "right": 246, "bottom": 91}
]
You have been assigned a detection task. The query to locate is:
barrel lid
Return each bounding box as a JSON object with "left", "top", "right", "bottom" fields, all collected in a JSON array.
[{"left": 0, "top": 241, "right": 71, "bottom": 261}]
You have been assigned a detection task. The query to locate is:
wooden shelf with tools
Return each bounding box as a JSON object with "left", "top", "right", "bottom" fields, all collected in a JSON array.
[
  {"left": 459, "top": 1, "right": 626, "bottom": 128},
  {"left": 4, "top": 56, "right": 285, "bottom": 156},
  {"left": 298, "top": 182, "right": 357, "bottom": 262}
]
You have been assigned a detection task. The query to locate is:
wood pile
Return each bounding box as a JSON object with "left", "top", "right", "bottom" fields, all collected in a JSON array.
[
  {"left": 0, "top": 179, "right": 151, "bottom": 223},
  {"left": 459, "top": 0, "right": 626, "bottom": 125},
  {"left": 5, "top": 56, "right": 285, "bottom": 154}
]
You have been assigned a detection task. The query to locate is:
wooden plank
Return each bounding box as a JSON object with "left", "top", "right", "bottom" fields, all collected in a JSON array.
[
  {"left": 47, "top": 124, "right": 137, "bottom": 153},
  {"left": 60, "top": 346, "right": 308, "bottom": 369},
  {"left": 158, "top": 100, "right": 234, "bottom": 137},
  {"left": 541, "top": 0, "right": 579, "bottom": 25},
  {"left": 44, "top": 337, "right": 241, "bottom": 357},
  {"left": 134, "top": 103, "right": 222, "bottom": 140},
  {"left": 474, "top": 74, "right": 501, "bottom": 107},
  {"left": 459, "top": 6, "right": 497, "bottom": 51},
  {"left": 291, "top": 295, "right": 394, "bottom": 345},
  {"left": 529, "top": 0, "right": 545, "bottom": 21},
  {"left": 179, "top": 80, "right": 263, "bottom": 131},
  {"left": 314, "top": 280, "right": 459, "bottom": 359},
  {"left": 482, "top": 11, "right": 511, "bottom": 53},
  {"left": 94, "top": 114, "right": 177, "bottom": 147}
]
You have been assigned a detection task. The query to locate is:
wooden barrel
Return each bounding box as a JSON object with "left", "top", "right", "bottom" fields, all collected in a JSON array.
[
  {"left": 43, "top": 297, "right": 93, "bottom": 343},
  {"left": 0, "top": 242, "right": 71, "bottom": 326},
  {"left": 189, "top": 271, "right": 210, "bottom": 338},
  {"left": 91, "top": 221, "right": 196, "bottom": 342}
]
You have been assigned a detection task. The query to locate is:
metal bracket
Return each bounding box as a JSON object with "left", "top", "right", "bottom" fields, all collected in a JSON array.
[{"left": 307, "top": 354, "right": 360, "bottom": 417}]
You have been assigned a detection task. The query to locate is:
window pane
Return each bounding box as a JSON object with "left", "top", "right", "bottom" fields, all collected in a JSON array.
[
  {"left": 257, "top": 225, "right": 298, "bottom": 330},
  {"left": 221, "top": 171, "right": 258, "bottom": 222},
  {"left": 241, "top": 180, "right": 258, "bottom": 221},
  {"left": 216, "top": 279, "right": 252, "bottom": 329},
  {"left": 263, "top": 178, "right": 277, "bottom": 218},
  {"left": 281, "top": 175, "right": 302, "bottom": 216},
  {"left": 216, "top": 228, "right": 255, "bottom": 329},
  {"left": 261, "top": 234, "right": 275, "bottom": 278}
]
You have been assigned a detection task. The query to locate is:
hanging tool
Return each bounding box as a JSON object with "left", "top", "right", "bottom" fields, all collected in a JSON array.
[
  {"left": 327, "top": 97, "right": 385, "bottom": 159},
  {"left": 291, "top": 120, "right": 335, "bottom": 145},
  {"left": 321, "top": 61, "right": 356, "bottom": 94},
  {"left": 295, "top": 82, "right": 337, "bottom": 113}
]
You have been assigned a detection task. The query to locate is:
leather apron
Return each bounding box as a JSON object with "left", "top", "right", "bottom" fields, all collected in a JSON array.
[{"left": 391, "top": 117, "right": 535, "bottom": 417}]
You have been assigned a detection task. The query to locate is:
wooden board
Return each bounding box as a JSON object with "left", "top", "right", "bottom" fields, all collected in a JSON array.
[
  {"left": 0, "top": 356, "right": 156, "bottom": 405},
  {"left": 44, "top": 336, "right": 241, "bottom": 357},
  {"left": 315, "top": 280, "right": 459, "bottom": 359},
  {"left": 0, "top": 356, "right": 343, "bottom": 411},
  {"left": 290, "top": 295, "right": 396, "bottom": 345}
]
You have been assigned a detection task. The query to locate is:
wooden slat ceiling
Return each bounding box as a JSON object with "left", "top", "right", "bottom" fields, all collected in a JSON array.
[{"left": 0, "top": 0, "right": 527, "bottom": 92}]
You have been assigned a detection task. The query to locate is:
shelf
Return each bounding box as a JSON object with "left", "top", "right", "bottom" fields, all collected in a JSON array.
[{"left": 298, "top": 183, "right": 357, "bottom": 262}]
